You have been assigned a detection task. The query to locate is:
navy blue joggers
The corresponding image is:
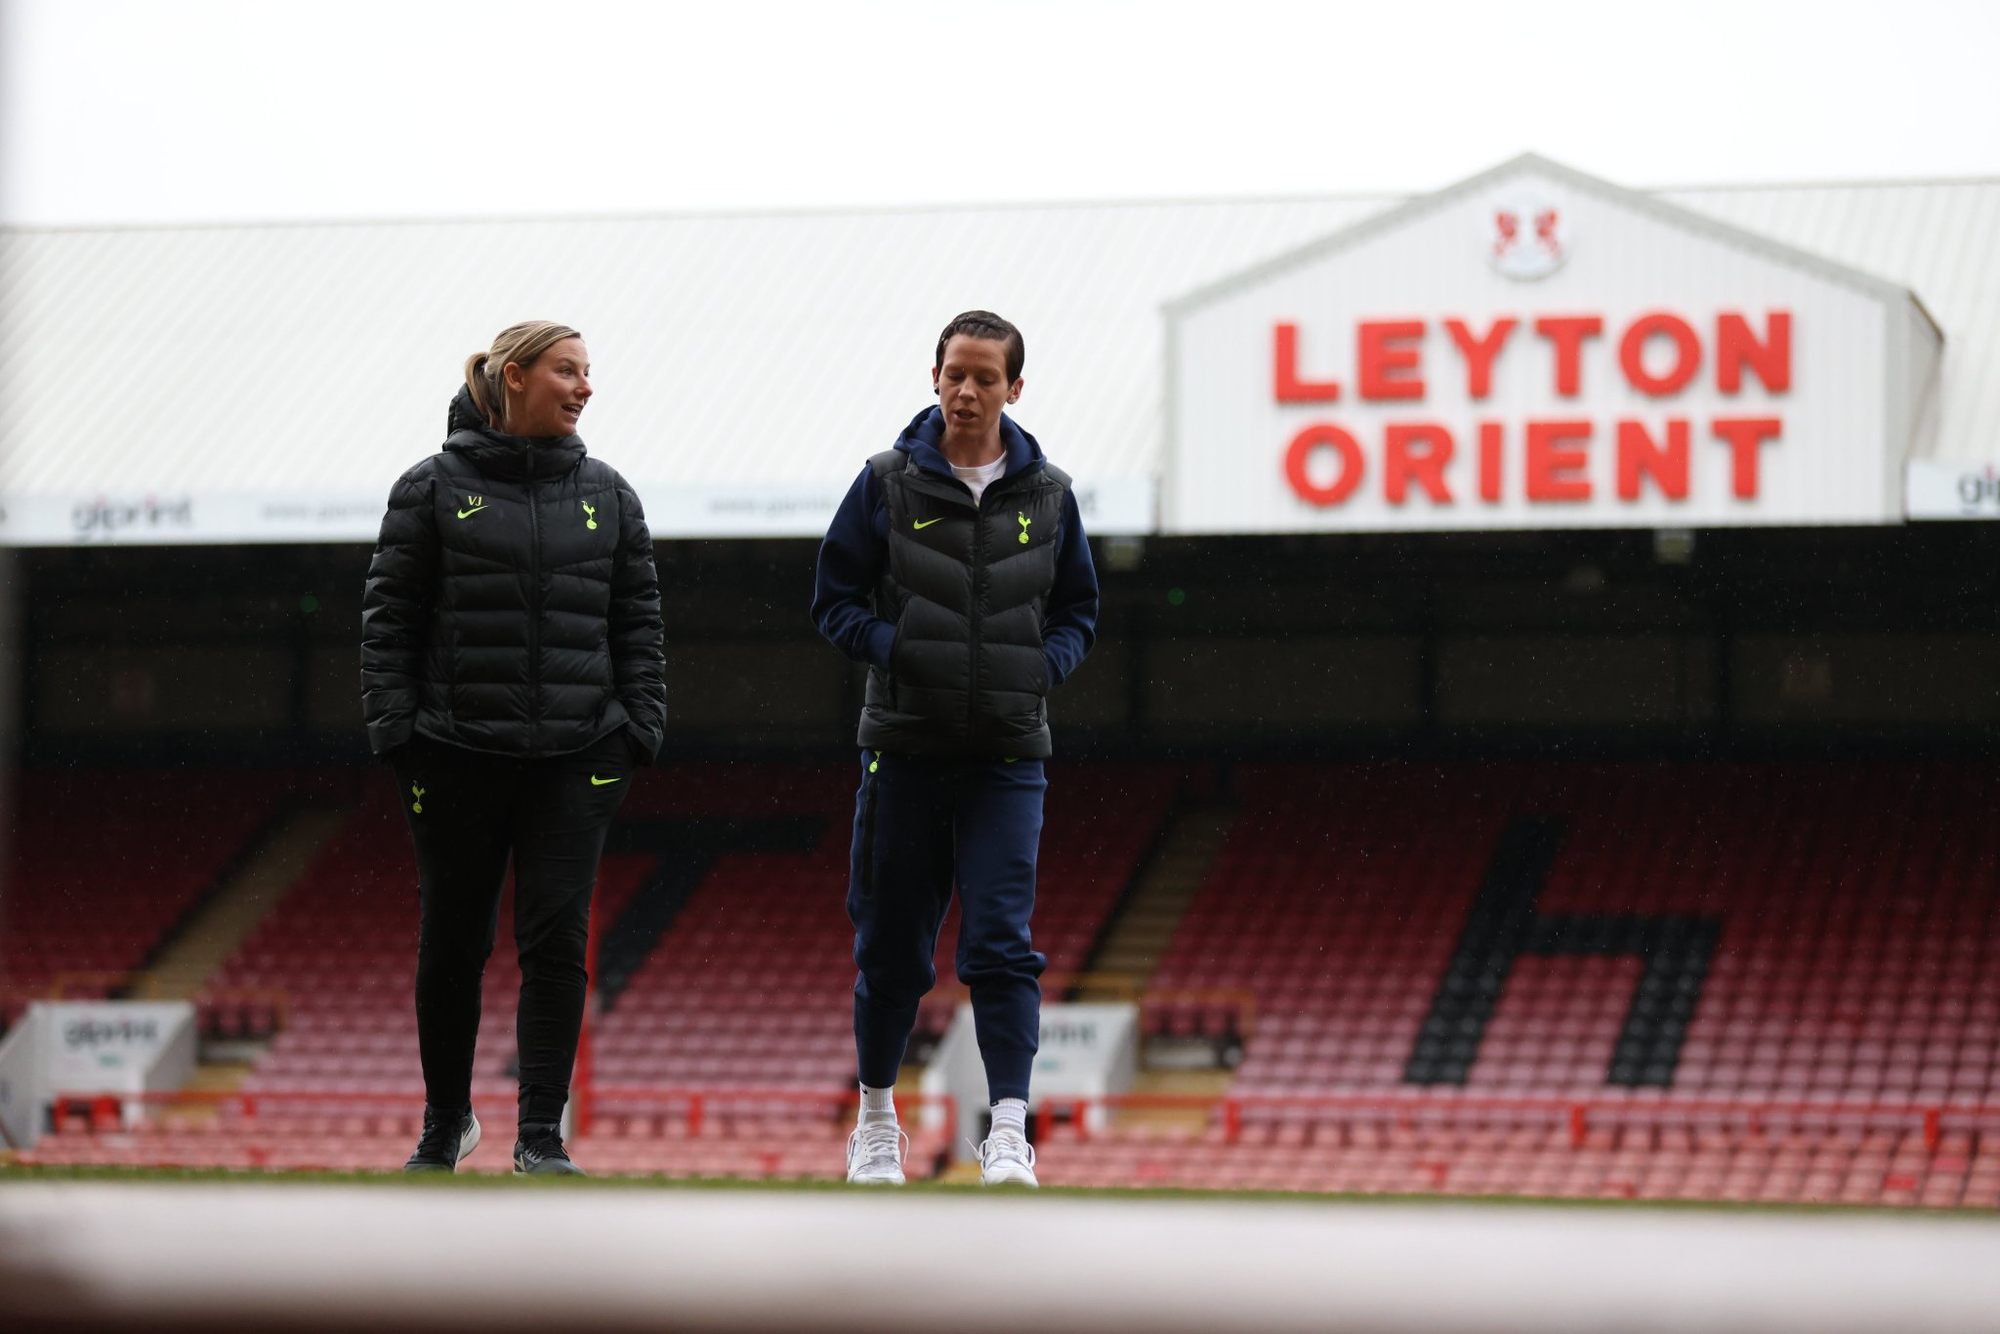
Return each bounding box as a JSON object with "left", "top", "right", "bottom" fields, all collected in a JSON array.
[{"left": 847, "top": 749, "right": 1048, "bottom": 1102}]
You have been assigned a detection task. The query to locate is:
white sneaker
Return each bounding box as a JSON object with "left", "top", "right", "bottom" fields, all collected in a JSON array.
[
  {"left": 846, "top": 1120, "right": 909, "bottom": 1185},
  {"left": 974, "top": 1129, "right": 1039, "bottom": 1187}
]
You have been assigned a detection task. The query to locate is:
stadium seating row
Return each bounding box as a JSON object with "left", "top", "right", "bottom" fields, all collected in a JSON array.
[
  {"left": 20, "top": 1119, "right": 953, "bottom": 1181},
  {"left": 1037, "top": 1121, "right": 1997, "bottom": 1208},
  {"left": 8, "top": 760, "right": 1997, "bottom": 1208},
  {"left": 2, "top": 771, "right": 288, "bottom": 996},
  {"left": 1153, "top": 763, "right": 2000, "bottom": 1109}
]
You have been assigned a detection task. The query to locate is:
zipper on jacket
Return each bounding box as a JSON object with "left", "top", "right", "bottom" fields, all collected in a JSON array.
[
  {"left": 858, "top": 752, "right": 880, "bottom": 899},
  {"left": 965, "top": 490, "right": 987, "bottom": 742},
  {"left": 525, "top": 442, "right": 542, "bottom": 750}
]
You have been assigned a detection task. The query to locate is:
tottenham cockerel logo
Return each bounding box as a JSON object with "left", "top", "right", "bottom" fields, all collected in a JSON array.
[{"left": 1487, "top": 191, "right": 1571, "bottom": 280}]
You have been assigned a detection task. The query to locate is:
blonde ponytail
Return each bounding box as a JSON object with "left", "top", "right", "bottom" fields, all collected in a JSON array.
[{"left": 462, "top": 321, "right": 583, "bottom": 430}]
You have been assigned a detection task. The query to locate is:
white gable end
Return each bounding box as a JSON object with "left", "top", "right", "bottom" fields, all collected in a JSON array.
[{"left": 1165, "top": 156, "right": 1943, "bottom": 534}]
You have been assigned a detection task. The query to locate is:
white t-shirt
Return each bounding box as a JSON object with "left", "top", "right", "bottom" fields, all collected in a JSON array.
[{"left": 951, "top": 456, "right": 1007, "bottom": 506}]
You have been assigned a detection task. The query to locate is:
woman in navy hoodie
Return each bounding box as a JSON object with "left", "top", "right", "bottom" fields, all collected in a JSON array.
[{"left": 812, "top": 311, "right": 1098, "bottom": 1187}]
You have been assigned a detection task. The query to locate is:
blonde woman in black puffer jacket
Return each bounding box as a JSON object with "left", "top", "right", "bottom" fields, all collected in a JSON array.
[{"left": 362, "top": 320, "right": 665, "bottom": 1176}]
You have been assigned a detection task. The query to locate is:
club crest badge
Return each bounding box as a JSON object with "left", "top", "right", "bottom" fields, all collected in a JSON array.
[{"left": 1488, "top": 192, "right": 1571, "bottom": 281}]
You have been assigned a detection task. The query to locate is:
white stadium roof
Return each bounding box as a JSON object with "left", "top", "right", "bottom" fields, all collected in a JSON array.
[{"left": 1, "top": 157, "right": 1995, "bottom": 542}]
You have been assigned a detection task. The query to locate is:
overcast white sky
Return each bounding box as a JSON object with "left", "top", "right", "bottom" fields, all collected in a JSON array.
[{"left": 4, "top": 0, "right": 1998, "bottom": 228}]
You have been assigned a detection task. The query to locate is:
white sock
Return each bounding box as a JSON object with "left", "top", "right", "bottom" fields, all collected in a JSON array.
[
  {"left": 859, "top": 1083, "right": 897, "bottom": 1126},
  {"left": 990, "top": 1098, "right": 1028, "bottom": 1138}
]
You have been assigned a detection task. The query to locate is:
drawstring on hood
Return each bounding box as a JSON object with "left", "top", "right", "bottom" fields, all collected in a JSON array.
[{"left": 895, "top": 407, "right": 1045, "bottom": 486}]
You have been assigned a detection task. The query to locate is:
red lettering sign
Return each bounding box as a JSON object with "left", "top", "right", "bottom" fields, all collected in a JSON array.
[
  {"left": 1619, "top": 314, "right": 1701, "bottom": 396},
  {"left": 1444, "top": 317, "right": 1516, "bottom": 399},
  {"left": 1358, "top": 321, "right": 1426, "bottom": 401},
  {"left": 1533, "top": 316, "right": 1602, "bottom": 397},
  {"left": 1284, "top": 424, "right": 1365, "bottom": 505},
  {"left": 1478, "top": 422, "right": 1504, "bottom": 502},
  {"left": 1525, "top": 420, "right": 1592, "bottom": 501},
  {"left": 1716, "top": 311, "right": 1791, "bottom": 393},
  {"left": 1273, "top": 322, "right": 1341, "bottom": 402},
  {"left": 1268, "top": 309, "right": 1795, "bottom": 512},
  {"left": 1712, "top": 417, "right": 1782, "bottom": 497},
  {"left": 1384, "top": 423, "right": 1454, "bottom": 504},
  {"left": 1616, "top": 419, "right": 1691, "bottom": 500}
]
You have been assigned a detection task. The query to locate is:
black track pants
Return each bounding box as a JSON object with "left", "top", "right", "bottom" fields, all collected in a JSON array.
[{"left": 391, "top": 729, "right": 633, "bottom": 1127}]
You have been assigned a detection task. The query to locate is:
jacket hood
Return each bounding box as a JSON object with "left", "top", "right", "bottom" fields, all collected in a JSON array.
[
  {"left": 894, "top": 406, "right": 1045, "bottom": 482},
  {"left": 443, "top": 385, "right": 588, "bottom": 482}
]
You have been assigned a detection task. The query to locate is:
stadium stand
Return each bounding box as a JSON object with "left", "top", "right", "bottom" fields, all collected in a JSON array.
[
  {"left": 588, "top": 762, "right": 1176, "bottom": 1176},
  {"left": 910, "top": 765, "right": 1181, "bottom": 1044},
  {"left": 212, "top": 787, "right": 653, "bottom": 1098},
  {"left": 20, "top": 759, "right": 1996, "bottom": 1205},
  {"left": 22, "top": 763, "right": 1170, "bottom": 1178},
  {"left": 1, "top": 770, "right": 289, "bottom": 1024},
  {"left": 1087, "top": 761, "right": 2000, "bottom": 1205}
]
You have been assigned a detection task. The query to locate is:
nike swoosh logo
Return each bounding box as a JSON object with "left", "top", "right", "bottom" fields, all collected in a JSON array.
[
  {"left": 457, "top": 507, "right": 486, "bottom": 519},
  {"left": 590, "top": 775, "right": 621, "bottom": 786},
  {"left": 913, "top": 518, "right": 943, "bottom": 530}
]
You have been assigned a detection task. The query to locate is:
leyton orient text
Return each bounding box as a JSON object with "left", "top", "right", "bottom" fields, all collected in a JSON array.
[{"left": 1273, "top": 311, "right": 1791, "bottom": 507}]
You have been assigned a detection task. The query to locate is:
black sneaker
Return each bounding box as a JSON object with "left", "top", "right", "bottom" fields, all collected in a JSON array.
[
  {"left": 513, "top": 1122, "right": 586, "bottom": 1177},
  {"left": 403, "top": 1106, "right": 480, "bottom": 1173}
]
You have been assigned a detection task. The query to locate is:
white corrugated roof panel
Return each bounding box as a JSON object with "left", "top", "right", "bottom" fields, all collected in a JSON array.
[
  {"left": 2, "top": 168, "right": 1994, "bottom": 536},
  {"left": 1655, "top": 179, "right": 2000, "bottom": 465},
  {"left": 0, "top": 197, "right": 1390, "bottom": 501}
]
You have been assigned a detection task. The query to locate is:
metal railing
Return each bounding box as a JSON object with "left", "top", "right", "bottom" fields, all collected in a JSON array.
[
  {"left": 1031, "top": 1091, "right": 2000, "bottom": 1153},
  {"left": 46, "top": 1085, "right": 957, "bottom": 1144}
]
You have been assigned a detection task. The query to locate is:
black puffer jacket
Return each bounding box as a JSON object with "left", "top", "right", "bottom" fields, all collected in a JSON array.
[
  {"left": 360, "top": 387, "right": 666, "bottom": 760},
  {"left": 811, "top": 408, "right": 1100, "bottom": 760},
  {"left": 858, "top": 445, "right": 1072, "bottom": 756}
]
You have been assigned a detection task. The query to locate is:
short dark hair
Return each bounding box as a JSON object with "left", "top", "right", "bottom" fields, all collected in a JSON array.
[{"left": 935, "top": 310, "right": 1024, "bottom": 383}]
